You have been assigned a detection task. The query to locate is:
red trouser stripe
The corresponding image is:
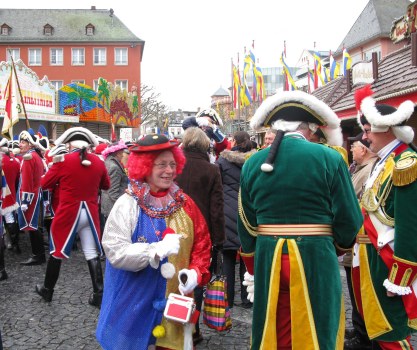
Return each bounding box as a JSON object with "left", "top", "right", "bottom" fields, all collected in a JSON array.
[{"left": 276, "top": 254, "right": 291, "bottom": 350}]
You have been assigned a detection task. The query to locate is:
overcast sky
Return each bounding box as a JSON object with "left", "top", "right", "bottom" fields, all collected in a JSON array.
[{"left": 9, "top": 0, "right": 371, "bottom": 111}]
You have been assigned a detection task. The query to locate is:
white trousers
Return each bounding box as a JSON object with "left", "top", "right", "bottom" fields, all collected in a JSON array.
[{"left": 77, "top": 209, "right": 99, "bottom": 261}]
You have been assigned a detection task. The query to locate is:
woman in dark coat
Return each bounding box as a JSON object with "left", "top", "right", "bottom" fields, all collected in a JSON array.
[
  {"left": 100, "top": 140, "right": 129, "bottom": 219},
  {"left": 176, "top": 127, "right": 225, "bottom": 344},
  {"left": 216, "top": 131, "right": 256, "bottom": 308},
  {"left": 176, "top": 127, "right": 225, "bottom": 249}
]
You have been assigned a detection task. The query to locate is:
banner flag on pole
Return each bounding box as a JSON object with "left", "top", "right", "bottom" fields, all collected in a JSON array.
[
  {"left": 2, "top": 64, "right": 20, "bottom": 138},
  {"left": 313, "top": 51, "right": 325, "bottom": 87},
  {"left": 342, "top": 48, "right": 352, "bottom": 76},
  {"left": 329, "top": 52, "right": 340, "bottom": 80},
  {"left": 283, "top": 41, "right": 289, "bottom": 91},
  {"left": 241, "top": 54, "right": 252, "bottom": 107},
  {"left": 280, "top": 52, "right": 297, "bottom": 91},
  {"left": 232, "top": 64, "right": 241, "bottom": 109}
]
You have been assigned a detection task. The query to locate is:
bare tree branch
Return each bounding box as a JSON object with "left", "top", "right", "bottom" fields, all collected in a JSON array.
[{"left": 140, "top": 84, "right": 169, "bottom": 130}]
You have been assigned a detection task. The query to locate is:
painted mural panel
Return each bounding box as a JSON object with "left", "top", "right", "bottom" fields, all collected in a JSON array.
[{"left": 58, "top": 77, "right": 140, "bottom": 127}]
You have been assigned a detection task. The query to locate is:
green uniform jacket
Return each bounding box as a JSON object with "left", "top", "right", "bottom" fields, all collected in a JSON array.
[
  {"left": 238, "top": 134, "right": 363, "bottom": 350},
  {"left": 357, "top": 145, "right": 417, "bottom": 342}
]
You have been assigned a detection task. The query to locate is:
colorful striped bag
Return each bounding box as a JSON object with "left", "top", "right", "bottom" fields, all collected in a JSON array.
[{"left": 202, "top": 274, "right": 232, "bottom": 331}]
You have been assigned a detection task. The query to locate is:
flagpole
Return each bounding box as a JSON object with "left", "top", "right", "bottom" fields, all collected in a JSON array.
[
  {"left": 283, "top": 41, "right": 289, "bottom": 91},
  {"left": 231, "top": 57, "right": 234, "bottom": 131},
  {"left": 252, "top": 40, "right": 256, "bottom": 102},
  {"left": 242, "top": 47, "right": 246, "bottom": 131},
  {"left": 237, "top": 53, "right": 241, "bottom": 131},
  {"left": 313, "top": 42, "right": 318, "bottom": 91},
  {"left": 8, "top": 52, "right": 30, "bottom": 130}
]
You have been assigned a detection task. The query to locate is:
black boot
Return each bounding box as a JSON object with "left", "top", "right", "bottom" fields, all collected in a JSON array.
[
  {"left": 344, "top": 330, "right": 372, "bottom": 350},
  {"left": 35, "top": 256, "right": 61, "bottom": 302},
  {"left": 21, "top": 230, "right": 46, "bottom": 266},
  {"left": 0, "top": 240, "right": 8, "bottom": 281},
  {"left": 87, "top": 257, "right": 104, "bottom": 308},
  {"left": 6, "top": 222, "right": 21, "bottom": 254}
]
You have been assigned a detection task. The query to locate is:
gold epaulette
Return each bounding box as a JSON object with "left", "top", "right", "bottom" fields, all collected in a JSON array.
[
  {"left": 330, "top": 145, "right": 349, "bottom": 167},
  {"left": 392, "top": 151, "right": 417, "bottom": 186}
]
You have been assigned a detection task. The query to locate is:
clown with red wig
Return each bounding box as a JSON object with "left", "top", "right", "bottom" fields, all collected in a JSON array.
[{"left": 96, "top": 134, "right": 212, "bottom": 350}]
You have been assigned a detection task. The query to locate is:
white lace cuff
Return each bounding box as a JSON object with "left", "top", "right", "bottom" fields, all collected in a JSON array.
[{"left": 383, "top": 279, "right": 412, "bottom": 295}]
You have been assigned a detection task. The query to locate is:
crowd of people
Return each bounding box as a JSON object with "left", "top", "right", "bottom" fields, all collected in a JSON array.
[{"left": 1, "top": 86, "right": 417, "bottom": 350}]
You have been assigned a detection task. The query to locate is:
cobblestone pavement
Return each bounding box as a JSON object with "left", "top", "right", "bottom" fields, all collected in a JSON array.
[{"left": 0, "top": 233, "right": 415, "bottom": 349}]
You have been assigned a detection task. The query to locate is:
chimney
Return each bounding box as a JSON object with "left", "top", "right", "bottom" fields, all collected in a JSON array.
[
  {"left": 346, "top": 69, "right": 352, "bottom": 93},
  {"left": 412, "top": 32, "right": 417, "bottom": 67},
  {"left": 91, "top": 6, "right": 96, "bottom": 10},
  {"left": 372, "top": 52, "right": 378, "bottom": 81}
]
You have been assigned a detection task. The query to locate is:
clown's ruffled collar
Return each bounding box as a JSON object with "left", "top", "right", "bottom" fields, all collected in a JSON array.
[{"left": 127, "top": 180, "right": 186, "bottom": 218}]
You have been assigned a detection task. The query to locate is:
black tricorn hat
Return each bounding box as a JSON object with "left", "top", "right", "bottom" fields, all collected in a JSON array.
[
  {"left": 129, "top": 134, "right": 178, "bottom": 153},
  {"left": 355, "top": 85, "right": 415, "bottom": 143},
  {"left": 195, "top": 108, "right": 223, "bottom": 126},
  {"left": 251, "top": 91, "right": 340, "bottom": 130},
  {"left": 55, "top": 127, "right": 98, "bottom": 147},
  {"left": 250, "top": 91, "right": 342, "bottom": 172}
]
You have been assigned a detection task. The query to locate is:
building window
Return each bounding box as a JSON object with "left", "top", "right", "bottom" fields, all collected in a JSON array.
[
  {"left": 72, "top": 48, "right": 85, "bottom": 65},
  {"left": 115, "top": 80, "right": 128, "bottom": 90},
  {"left": 1, "top": 25, "right": 10, "bottom": 36},
  {"left": 50, "top": 80, "right": 64, "bottom": 90},
  {"left": 115, "top": 48, "right": 128, "bottom": 65},
  {"left": 44, "top": 24, "right": 53, "bottom": 36},
  {"left": 93, "top": 48, "right": 106, "bottom": 65},
  {"left": 93, "top": 80, "right": 99, "bottom": 91},
  {"left": 86, "top": 24, "right": 95, "bottom": 36},
  {"left": 71, "top": 80, "right": 85, "bottom": 85},
  {"left": 28, "top": 48, "right": 42, "bottom": 66},
  {"left": 6, "top": 48, "right": 20, "bottom": 61},
  {"left": 50, "top": 48, "right": 63, "bottom": 65}
]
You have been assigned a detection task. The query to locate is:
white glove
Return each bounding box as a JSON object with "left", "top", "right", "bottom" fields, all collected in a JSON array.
[
  {"left": 21, "top": 204, "right": 28, "bottom": 212},
  {"left": 155, "top": 234, "right": 181, "bottom": 260},
  {"left": 178, "top": 268, "right": 198, "bottom": 295},
  {"left": 242, "top": 272, "right": 254, "bottom": 303},
  {"left": 195, "top": 117, "right": 210, "bottom": 128}
]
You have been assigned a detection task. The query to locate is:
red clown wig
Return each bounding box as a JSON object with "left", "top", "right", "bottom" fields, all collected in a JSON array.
[{"left": 127, "top": 147, "right": 186, "bottom": 182}]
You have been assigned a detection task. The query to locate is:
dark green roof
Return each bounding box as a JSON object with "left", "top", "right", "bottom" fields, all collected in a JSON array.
[{"left": 0, "top": 8, "right": 144, "bottom": 44}]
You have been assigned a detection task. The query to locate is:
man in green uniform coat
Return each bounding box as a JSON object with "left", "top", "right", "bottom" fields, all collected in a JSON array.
[
  {"left": 238, "top": 90, "right": 363, "bottom": 350},
  {"left": 350, "top": 85, "right": 417, "bottom": 350}
]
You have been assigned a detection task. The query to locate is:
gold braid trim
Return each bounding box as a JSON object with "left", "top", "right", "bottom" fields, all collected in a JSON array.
[
  {"left": 238, "top": 189, "right": 258, "bottom": 237},
  {"left": 408, "top": 318, "right": 417, "bottom": 330},
  {"left": 361, "top": 155, "right": 395, "bottom": 226},
  {"left": 239, "top": 250, "right": 255, "bottom": 258},
  {"left": 394, "top": 255, "right": 417, "bottom": 266},
  {"left": 400, "top": 268, "right": 413, "bottom": 287},
  {"left": 388, "top": 263, "right": 398, "bottom": 283},
  {"left": 392, "top": 152, "right": 417, "bottom": 186}
]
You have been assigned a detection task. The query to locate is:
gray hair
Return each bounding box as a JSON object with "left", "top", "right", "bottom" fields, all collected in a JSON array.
[
  {"left": 265, "top": 129, "right": 277, "bottom": 135},
  {"left": 182, "top": 127, "right": 210, "bottom": 152}
]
